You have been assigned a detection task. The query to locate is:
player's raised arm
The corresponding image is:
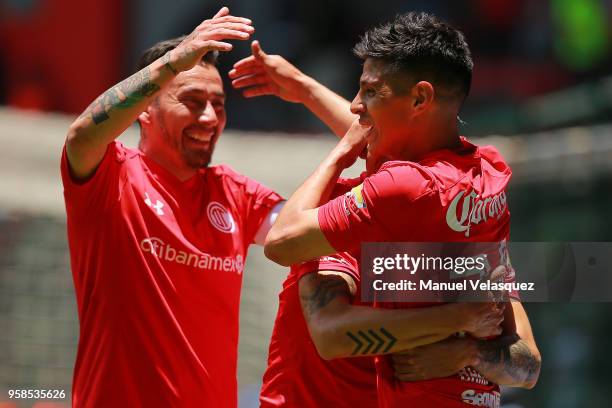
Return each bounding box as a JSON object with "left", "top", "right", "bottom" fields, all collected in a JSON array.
[
  {"left": 392, "top": 301, "right": 541, "bottom": 389},
  {"left": 299, "top": 271, "right": 505, "bottom": 360},
  {"left": 229, "top": 41, "right": 357, "bottom": 137},
  {"left": 265, "top": 121, "right": 370, "bottom": 266},
  {"left": 65, "top": 6, "right": 254, "bottom": 180}
]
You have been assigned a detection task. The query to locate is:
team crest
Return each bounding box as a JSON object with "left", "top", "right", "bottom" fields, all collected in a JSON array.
[
  {"left": 349, "top": 184, "right": 367, "bottom": 209},
  {"left": 207, "top": 201, "right": 236, "bottom": 233}
]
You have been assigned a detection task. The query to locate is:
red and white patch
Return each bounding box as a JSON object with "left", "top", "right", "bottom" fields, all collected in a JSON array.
[{"left": 207, "top": 201, "right": 235, "bottom": 233}]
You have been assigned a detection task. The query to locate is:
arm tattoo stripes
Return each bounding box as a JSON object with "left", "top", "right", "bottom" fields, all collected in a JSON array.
[
  {"left": 347, "top": 327, "right": 397, "bottom": 356},
  {"left": 300, "top": 274, "right": 398, "bottom": 356}
]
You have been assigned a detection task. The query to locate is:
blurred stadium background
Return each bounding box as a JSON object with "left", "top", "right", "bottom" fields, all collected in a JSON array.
[{"left": 1, "top": 0, "right": 612, "bottom": 407}]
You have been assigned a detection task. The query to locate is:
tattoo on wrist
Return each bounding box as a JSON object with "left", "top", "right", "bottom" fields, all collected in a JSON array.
[
  {"left": 347, "top": 327, "right": 397, "bottom": 355},
  {"left": 477, "top": 335, "right": 540, "bottom": 385},
  {"left": 162, "top": 52, "right": 178, "bottom": 75},
  {"left": 80, "top": 67, "right": 160, "bottom": 125}
]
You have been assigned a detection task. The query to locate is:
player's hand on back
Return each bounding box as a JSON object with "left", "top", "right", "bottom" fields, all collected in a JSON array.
[
  {"left": 169, "top": 7, "right": 254, "bottom": 73},
  {"left": 229, "top": 41, "right": 308, "bottom": 102}
]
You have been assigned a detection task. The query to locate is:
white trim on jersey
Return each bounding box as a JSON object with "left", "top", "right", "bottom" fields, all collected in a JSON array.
[{"left": 253, "top": 201, "right": 286, "bottom": 246}]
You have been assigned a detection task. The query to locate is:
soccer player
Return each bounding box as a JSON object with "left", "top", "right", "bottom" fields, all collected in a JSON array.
[
  {"left": 62, "top": 7, "right": 276, "bottom": 407},
  {"left": 264, "top": 12, "right": 541, "bottom": 408},
  {"left": 258, "top": 249, "right": 504, "bottom": 408},
  {"left": 231, "top": 41, "right": 509, "bottom": 407}
]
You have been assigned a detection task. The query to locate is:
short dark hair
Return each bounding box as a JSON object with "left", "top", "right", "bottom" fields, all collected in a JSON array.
[
  {"left": 136, "top": 36, "right": 219, "bottom": 71},
  {"left": 354, "top": 12, "right": 473, "bottom": 100}
]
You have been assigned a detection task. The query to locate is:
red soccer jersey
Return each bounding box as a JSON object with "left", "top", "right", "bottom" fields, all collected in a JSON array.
[
  {"left": 260, "top": 178, "right": 378, "bottom": 408},
  {"left": 61, "top": 141, "right": 282, "bottom": 408},
  {"left": 318, "top": 137, "right": 513, "bottom": 408}
]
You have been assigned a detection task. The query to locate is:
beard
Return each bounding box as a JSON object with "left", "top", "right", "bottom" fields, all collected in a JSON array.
[
  {"left": 181, "top": 145, "right": 213, "bottom": 169},
  {"left": 159, "top": 117, "right": 214, "bottom": 169}
]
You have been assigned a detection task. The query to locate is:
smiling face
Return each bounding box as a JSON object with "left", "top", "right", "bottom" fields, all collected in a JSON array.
[
  {"left": 140, "top": 63, "right": 226, "bottom": 176},
  {"left": 350, "top": 58, "right": 418, "bottom": 173}
]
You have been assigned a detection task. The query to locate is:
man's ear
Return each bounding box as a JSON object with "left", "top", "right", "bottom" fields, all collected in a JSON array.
[{"left": 412, "top": 81, "right": 435, "bottom": 111}]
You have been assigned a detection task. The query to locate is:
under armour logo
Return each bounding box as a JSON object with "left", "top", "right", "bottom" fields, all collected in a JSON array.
[{"left": 144, "top": 192, "right": 165, "bottom": 216}]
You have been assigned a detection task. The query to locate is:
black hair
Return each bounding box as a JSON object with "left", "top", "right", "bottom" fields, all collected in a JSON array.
[
  {"left": 354, "top": 12, "right": 473, "bottom": 100},
  {"left": 136, "top": 36, "right": 219, "bottom": 71}
]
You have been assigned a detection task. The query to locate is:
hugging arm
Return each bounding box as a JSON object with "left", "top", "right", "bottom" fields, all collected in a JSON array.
[
  {"left": 393, "top": 301, "right": 541, "bottom": 389},
  {"left": 299, "top": 271, "right": 504, "bottom": 360}
]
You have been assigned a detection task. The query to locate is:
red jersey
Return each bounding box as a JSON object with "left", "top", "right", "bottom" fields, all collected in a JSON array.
[
  {"left": 318, "top": 137, "right": 512, "bottom": 408},
  {"left": 61, "top": 141, "right": 282, "bottom": 408},
  {"left": 260, "top": 178, "right": 378, "bottom": 408}
]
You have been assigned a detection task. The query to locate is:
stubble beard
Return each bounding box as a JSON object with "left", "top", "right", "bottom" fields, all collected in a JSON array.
[
  {"left": 159, "top": 117, "right": 212, "bottom": 169},
  {"left": 183, "top": 146, "right": 212, "bottom": 169}
]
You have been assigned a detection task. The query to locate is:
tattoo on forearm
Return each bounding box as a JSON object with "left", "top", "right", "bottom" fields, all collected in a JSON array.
[
  {"left": 80, "top": 67, "right": 161, "bottom": 125},
  {"left": 507, "top": 340, "right": 540, "bottom": 382},
  {"left": 347, "top": 327, "right": 397, "bottom": 356},
  {"left": 477, "top": 335, "right": 540, "bottom": 385},
  {"left": 300, "top": 276, "right": 348, "bottom": 317}
]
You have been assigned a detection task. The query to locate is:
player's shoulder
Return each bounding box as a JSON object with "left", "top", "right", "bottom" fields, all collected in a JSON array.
[
  {"left": 477, "top": 143, "right": 512, "bottom": 176},
  {"left": 208, "top": 163, "right": 247, "bottom": 184},
  {"left": 332, "top": 174, "right": 365, "bottom": 197},
  {"left": 112, "top": 140, "right": 141, "bottom": 163},
  {"left": 366, "top": 161, "right": 438, "bottom": 201},
  {"left": 378, "top": 160, "right": 436, "bottom": 178},
  {"left": 207, "top": 164, "right": 279, "bottom": 198},
  {"left": 454, "top": 135, "right": 511, "bottom": 177}
]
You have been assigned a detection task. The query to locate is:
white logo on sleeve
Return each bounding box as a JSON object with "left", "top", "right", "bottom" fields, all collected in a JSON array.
[
  {"left": 144, "top": 192, "right": 165, "bottom": 216},
  {"left": 207, "top": 202, "right": 235, "bottom": 233}
]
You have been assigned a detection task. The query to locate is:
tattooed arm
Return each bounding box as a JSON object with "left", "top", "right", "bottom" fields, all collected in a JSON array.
[
  {"left": 65, "top": 6, "right": 253, "bottom": 179},
  {"left": 298, "top": 271, "right": 505, "bottom": 360},
  {"left": 393, "top": 301, "right": 541, "bottom": 389},
  {"left": 472, "top": 301, "right": 541, "bottom": 388}
]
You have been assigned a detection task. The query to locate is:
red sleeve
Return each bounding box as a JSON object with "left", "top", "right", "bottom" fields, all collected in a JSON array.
[
  {"left": 332, "top": 175, "right": 364, "bottom": 197},
  {"left": 61, "top": 141, "right": 127, "bottom": 217},
  {"left": 317, "top": 164, "right": 435, "bottom": 252},
  {"left": 216, "top": 166, "right": 284, "bottom": 245},
  {"left": 244, "top": 177, "right": 283, "bottom": 244},
  {"left": 294, "top": 252, "right": 359, "bottom": 282},
  {"left": 293, "top": 178, "right": 362, "bottom": 281}
]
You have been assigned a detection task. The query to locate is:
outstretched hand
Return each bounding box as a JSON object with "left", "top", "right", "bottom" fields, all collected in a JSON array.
[
  {"left": 169, "top": 7, "right": 254, "bottom": 73},
  {"left": 229, "top": 41, "right": 308, "bottom": 103}
]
